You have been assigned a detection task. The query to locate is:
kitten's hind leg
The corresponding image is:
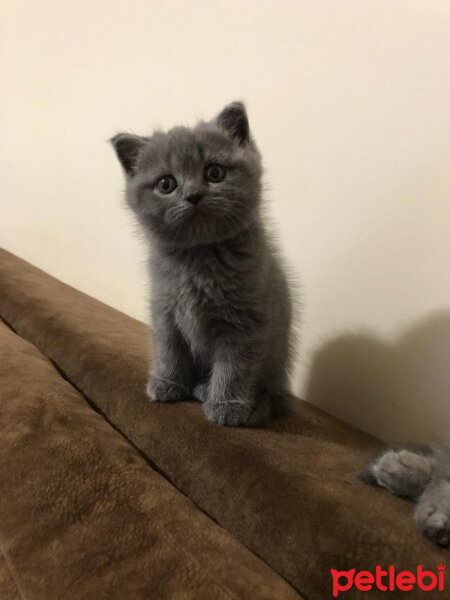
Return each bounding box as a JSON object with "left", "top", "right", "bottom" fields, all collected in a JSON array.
[
  {"left": 360, "top": 446, "right": 435, "bottom": 501},
  {"left": 247, "top": 393, "right": 272, "bottom": 427},
  {"left": 256, "top": 387, "right": 291, "bottom": 419},
  {"left": 268, "top": 391, "right": 291, "bottom": 418},
  {"left": 259, "top": 343, "right": 292, "bottom": 420}
]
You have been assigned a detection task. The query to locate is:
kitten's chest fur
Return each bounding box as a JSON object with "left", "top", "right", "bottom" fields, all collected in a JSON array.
[{"left": 151, "top": 235, "right": 265, "bottom": 353}]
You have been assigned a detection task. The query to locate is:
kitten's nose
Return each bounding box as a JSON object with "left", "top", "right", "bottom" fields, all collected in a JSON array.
[{"left": 186, "top": 192, "right": 203, "bottom": 206}]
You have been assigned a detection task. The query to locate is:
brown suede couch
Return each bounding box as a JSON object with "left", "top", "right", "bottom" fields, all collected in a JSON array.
[{"left": 0, "top": 248, "right": 447, "bottom": 600}]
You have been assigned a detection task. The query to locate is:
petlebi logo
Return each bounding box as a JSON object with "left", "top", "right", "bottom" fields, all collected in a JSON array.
[{"left": 330, "top": 564, "right": 446, "bottom": 596}]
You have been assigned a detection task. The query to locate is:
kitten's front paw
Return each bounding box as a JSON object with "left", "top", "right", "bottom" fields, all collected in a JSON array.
[
  {"left": 415, "top": 482, "right": 450, "bottom": 547},
  {"left": 203, "top": 398, "right": 271, "bottom": 427},
  {"left": 146, "top": 376, "right": 189, "bottom": 403},
  {"left": 203, "top": 400, "right": 252, "bottom": 427}
]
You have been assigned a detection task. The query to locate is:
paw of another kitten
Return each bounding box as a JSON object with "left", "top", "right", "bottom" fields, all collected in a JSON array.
[
  {"left": 360, "top": 448, "right": 434, "bottom": 500},
  {"left": 415, "top": 481, "right": 450, "bottom": 547}
]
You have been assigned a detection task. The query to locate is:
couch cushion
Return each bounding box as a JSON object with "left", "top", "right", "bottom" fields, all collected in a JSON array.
[
  {"left": 0, "top": 248, "right": 447, "bottom": 599},
  {"left": 0, "top": 319, "right": 300, "bottom": 599}
]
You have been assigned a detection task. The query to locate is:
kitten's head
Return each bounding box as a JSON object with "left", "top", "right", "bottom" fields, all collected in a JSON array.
[{"left": 111, "top": 102, "right": 262, "bottom": 247}]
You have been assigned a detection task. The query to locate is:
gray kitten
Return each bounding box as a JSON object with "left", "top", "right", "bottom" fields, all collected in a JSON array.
[
  {"left": 111, "top": 102, "right": 293, "bottom": 427},
  {"left": 361, "top": 443, "right": 450, "bottom": 547}
]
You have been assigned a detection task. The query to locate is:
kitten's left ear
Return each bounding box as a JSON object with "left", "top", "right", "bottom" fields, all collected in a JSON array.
[
  {"left": 216, "top": 102, "right": 249, "bottom": 146},
  {"left": 110, "top": 133, "right": 146, "bottom": 175}
]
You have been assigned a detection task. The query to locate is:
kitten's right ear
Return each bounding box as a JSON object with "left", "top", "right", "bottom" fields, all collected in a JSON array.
[
  {"left": 110, "top": 133, "right": 146, "bottom": 175},
  {"left": 216, "top": 102, "right": 249, "bottom": 146}
]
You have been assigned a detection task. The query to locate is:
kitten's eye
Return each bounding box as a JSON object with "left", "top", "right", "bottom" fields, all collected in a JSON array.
[
  {"left": 204, "top": 164, "right": 226, "bottom": 183},
  {"left": 156, "top": 175, "right": 177, "bottom": 194}
]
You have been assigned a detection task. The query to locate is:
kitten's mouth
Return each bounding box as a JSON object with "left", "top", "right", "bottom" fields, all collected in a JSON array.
[{"left": 186, "top": 203, "right": 206, "bottom": 218}]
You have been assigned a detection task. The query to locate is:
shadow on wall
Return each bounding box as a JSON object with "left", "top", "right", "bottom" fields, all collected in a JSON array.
[{"left": 304, "top": 310, "right": 450, "bottom": 443}]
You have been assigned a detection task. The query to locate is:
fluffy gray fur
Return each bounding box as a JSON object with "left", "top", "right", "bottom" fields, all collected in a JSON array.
[
  {"left": 361, "top": 443, "right": 450, "bottom": 547},
  {"left": 111, "top": 102, "right": 293, "bottom": 427}
]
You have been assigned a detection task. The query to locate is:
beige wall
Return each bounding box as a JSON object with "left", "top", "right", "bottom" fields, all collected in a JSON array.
[{"left": 1, "top": 0, "right": 449, "bottom": 441}]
